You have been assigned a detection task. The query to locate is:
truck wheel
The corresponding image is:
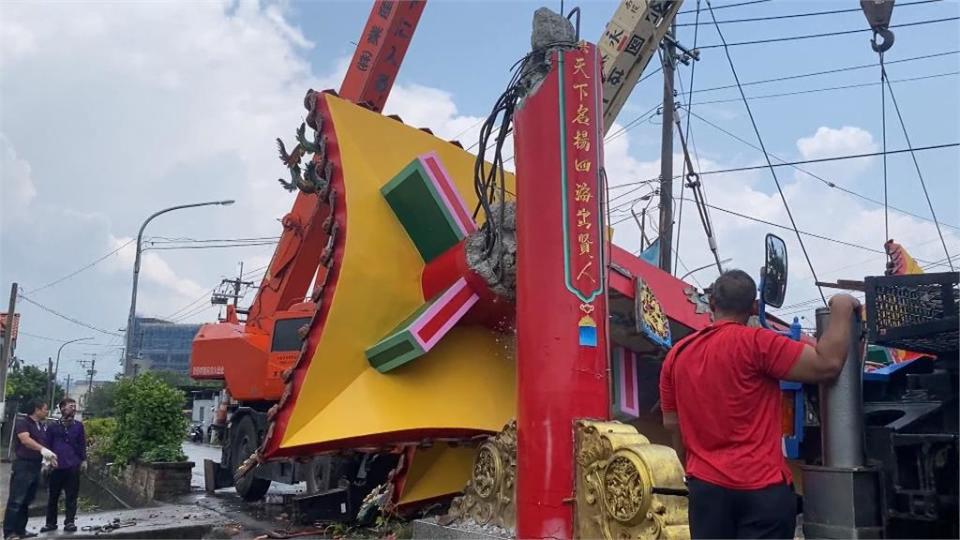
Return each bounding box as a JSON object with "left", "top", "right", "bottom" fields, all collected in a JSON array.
[{"left": 232, "top": 415, "right": 271, "bottom": 501}]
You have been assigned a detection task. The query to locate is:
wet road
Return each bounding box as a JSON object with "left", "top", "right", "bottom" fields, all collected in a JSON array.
[{"left": 181, "top": 441, "right": 305, "bottom": 496}]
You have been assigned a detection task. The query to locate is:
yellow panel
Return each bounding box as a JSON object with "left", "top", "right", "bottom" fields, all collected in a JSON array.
[
  {"left": 282, "top": 95, "right": 517, "bottom": 449},
  {"left": 397, "top": 445, "right": 477, "bottom": 506}
]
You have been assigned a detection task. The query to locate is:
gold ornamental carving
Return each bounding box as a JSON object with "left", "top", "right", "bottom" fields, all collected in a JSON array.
[
  {"left": 575, "top": 420, "right": 690, "bottom": 540},
  {"left": 446, "top": 420, "right": 517, "bottom": 530}
]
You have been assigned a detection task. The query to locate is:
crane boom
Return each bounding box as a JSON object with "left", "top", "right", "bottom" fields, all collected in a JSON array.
[
  {"left": 246, "top": 0, "right": 425, "bottom": 327},
  {"left": 598, "top": 0, "right": 683, "bottom": 133}
]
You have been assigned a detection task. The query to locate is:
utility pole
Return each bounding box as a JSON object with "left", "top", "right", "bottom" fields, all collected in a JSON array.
[
  {"left": 65, "top": 374, "right": 72, "bottom": 399},
  {"left": 658, "top": 24, "right": 676, "bottom": 274},
  {"left": 211, "top": 262, "right": 254, "bottom": 308},
  {"left": 0, "top": 282, "right": 18, "bottom": 421},
  {"left": 80, "top": 353, "right": 97, "bottom": 409}
]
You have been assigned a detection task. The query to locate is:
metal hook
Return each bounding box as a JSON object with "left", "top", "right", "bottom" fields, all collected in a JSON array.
[{"left": 871, "top": 28, "right": 895, "bottom": 53}]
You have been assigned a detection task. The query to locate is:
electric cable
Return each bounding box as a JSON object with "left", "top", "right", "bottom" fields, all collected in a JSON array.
[
  {"left": 613, "top": 198, "right": 891, "bottom": 257},
  {"left": 677, "top": 108, "right": 960, "bottom": 232},
  {"left": 26, "top": 239, "right": 135, "bottom": 294},
  {"left": 674, "top": 2, "right": 701, "bottom": 274},
  {"left": 678, "top": 0, "right": 769, "bottom": 15},
  {"left": 607, "top": 51, "right": 960, "bottom": 143},
  {"left": 693, "top": 49, "right": 958, "bottom": 95},
  {"left": 16, "top": 293, "right": 123, "bottom": 338},
  {"left": 677, "top": 0, "right": 941, "bottom": 26},
  {"left": 687, "top": 71, "right": 958, "bottom": 107},
  {"left": 883, "top": 69, "right": 955, "bottom": 271},
  {"left": 697, "top": 16, "right": 959, "bottom": 49}
]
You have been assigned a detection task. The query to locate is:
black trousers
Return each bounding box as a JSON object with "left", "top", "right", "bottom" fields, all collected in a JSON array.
[
  {"left": 688, "top": 476, "right": 797, "bottom": 539},
  {"left": 46, "top": 467, "right": 81, "bottom": 526},
  {"left": 3, "top": 459, "right": 41, "bottom": 536}
]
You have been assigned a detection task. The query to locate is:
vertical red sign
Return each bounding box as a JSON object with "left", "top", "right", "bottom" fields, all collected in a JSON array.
[
  {"left": 513, "top": 42, "right": 609, "bottom": 540},
  {"left": 340, "top": 0, "right": 426, "bottom": 112}
]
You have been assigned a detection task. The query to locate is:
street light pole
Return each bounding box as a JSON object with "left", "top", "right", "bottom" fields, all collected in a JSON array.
[
  {"left": 124, "top": 200, "right": 235, "bottom": 377},
  {"left": 49, "top": 336, "right": 93, "bottom": 406},
  {"left": 680, "top": 258, "right": 733, "bottom": 283}
]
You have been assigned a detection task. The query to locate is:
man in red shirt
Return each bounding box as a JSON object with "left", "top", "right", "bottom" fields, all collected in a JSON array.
[{"left": 660, "top": 270, "right": 860, "bottom": 539}]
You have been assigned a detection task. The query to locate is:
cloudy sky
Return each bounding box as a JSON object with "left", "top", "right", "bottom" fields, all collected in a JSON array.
[{"left": 2, "top": 0, "right": 958, "bottom": 384}]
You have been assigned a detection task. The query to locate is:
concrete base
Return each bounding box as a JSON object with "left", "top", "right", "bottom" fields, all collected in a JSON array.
[
  {"left": 801, "top": 465, "right": 883, "bottom": 539},
  {"left": 26, "top": 506, "right": 219, "bottom": 539},
  {"left": 412, "top": 518, "right": 513, "bottom": 540}
]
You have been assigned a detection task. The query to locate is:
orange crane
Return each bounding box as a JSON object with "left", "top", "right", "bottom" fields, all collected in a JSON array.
[{"left": 190, "top": 0, "right": 426, "bottom": 500}]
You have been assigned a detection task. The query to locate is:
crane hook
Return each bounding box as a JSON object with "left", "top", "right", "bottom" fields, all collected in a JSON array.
[{"left": 871, "top": 28, "right": 895, "bottom": 53}]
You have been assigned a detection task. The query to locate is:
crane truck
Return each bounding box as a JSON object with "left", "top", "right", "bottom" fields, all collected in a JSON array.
[{"left": 188, "top": 0, "right": 683, "bottom": 503}]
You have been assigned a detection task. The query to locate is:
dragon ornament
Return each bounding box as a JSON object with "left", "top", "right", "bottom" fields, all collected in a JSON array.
[{"left": 575, "top": 420, "right": 689, "bottom": 540}]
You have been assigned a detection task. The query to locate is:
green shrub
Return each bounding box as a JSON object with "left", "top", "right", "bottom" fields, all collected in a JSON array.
[
  {"left": 112, "top": 373, "right": 187, "bottom": 465},
  {"left": 84, "top": 417, "right": 118, "bottom": 461}
]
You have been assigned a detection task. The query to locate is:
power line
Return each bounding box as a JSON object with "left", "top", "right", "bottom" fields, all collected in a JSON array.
[
  {"left": 692, "top": 50, "right": 959, "bottom": 95},
  {"left": 613, "top": 198, "right": 888, "bottom": 256},
  {"left": 707, "top": 0, "right": 826, "bottom": 304},
  {"left": 678, "top": 0, "right": 769, "bottom": 15},
  {"left": 26, "top": 239, "right": 135, "bottom": 294},
  {"left": 883, "top": 70, "right": 955, "bottom": 271},
  {"left": 698, "top": 16, "right": 960, "bottom": 49},
  {"left": 144, "top": 242, "right": 277, "bottom": 252},
  {"left": 146, "top": 236, "right": 280, "bottom": 244},
  {"left": 679, "top": 108, "right": 960, "bottom": 232},
  {"left": 607, "top": 51, "right": 960, "bottom": 143},
  {"left": 677, "top": 0, "right": 942, "bottom": 26},
  {"left": 16, "top": 293, "right": 123, "bottom": 338},
  {"left": 687, "top": 71, "right": 959, "bottom": 107}
]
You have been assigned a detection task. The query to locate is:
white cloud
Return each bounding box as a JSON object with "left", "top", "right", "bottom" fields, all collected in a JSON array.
[
  {"left": 795, "top": 125, "right": 878, "bottom": 180},
  {"left": 0, "top": 134, "right": 37, "bottom": 223},
  {"left": 608, "top": 123, "right": 958, "bottom": 324},
  {"left": 0, "top": 1, "right": 492, "bottom": 375}
]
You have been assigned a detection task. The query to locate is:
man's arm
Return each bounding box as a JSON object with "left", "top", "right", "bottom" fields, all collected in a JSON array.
[
  {"left": 785, "top": 294, "right": 861, "bottom": 383},
  {"left": 79, "top": 423, "right": 88, "bottom": 463},
  {"left": 662, "top": 411, "right": 685, "bottom": 464},
  {"left": 17, "top": 431, "right": 47, "bottom": 452}
]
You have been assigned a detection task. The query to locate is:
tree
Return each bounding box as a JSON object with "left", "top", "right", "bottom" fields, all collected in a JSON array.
[
  {"left": 151, "top": 370, "right": 222, "bottom": 391},
  {"left": 5, "top": 364, "right": 64, "bottom": 413},
  {"left": 112, "top": 373, "right": 187, "bottom": 464},
  {"left": 83, "top": 381, "right": 118, "bottom": 418}
]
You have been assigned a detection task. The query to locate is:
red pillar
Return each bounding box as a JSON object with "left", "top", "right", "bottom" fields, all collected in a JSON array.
[{"left": 514, "top": 43, "right": 610, "bottom": 540}]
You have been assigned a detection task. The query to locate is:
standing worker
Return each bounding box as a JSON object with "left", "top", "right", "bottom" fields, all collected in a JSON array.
[
  {"left": 41, "top": 398, "right": 87, "bottom": 533},
  {"left": 3, "top": 399, "right": 57, "bottom": 540},
  {"left": 660, "top": 270, "right": 860, "bottom": 539}
]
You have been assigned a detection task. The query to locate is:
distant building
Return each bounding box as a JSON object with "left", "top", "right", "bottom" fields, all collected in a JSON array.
[{"left": 128, "top": 317, "right": 201, "bottom": 375}]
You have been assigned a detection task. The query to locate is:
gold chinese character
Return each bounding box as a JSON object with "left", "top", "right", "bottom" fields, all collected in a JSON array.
[
  {"left": 573, "top": 83, "right": 589, "bottom": 101},
  {"left": 577, "top": 261, "right": 597, "bottom": 283},
  {"left": 573, "top": 57, "right": 590, "bottom": 78},
  {"left": 578, "top": 40, "right": 590, "bottom": 53},
  {"left": 575, "top": 182, "right": 592, "bottom": 203},
  {"left": 573, "top": 130, "right": 590, "bottom": 152},
  {"left": 572, "top": 104, "right": 590, "bottom": 126},
  {"left": 577, "top": 208, "right": 592, "bottom": 229},
  {"left": 578, "top": 233, "right": 593, "bottom": 256},
  {"left": 575, "top": 159, "right": 592, "bottom": 173}
]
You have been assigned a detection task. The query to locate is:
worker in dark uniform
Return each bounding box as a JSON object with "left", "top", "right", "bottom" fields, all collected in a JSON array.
[
  {"left": 660, "top": 270, "right": 859, "bottom": 539},
  {"left": 3, "top": 399, "right": 57, "bottom": 540},
  {"left": 42, "top": 397, "right": 87, "bottom": 533}
]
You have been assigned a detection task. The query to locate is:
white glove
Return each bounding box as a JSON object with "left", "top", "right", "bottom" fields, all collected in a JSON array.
[{"left": 41, "top": 447, "right": 57, "bottom": 461}]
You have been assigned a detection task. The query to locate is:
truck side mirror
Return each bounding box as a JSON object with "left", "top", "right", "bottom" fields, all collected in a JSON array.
[{"left": 762, "top": 233, "right": 788, "bottom": 308}]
